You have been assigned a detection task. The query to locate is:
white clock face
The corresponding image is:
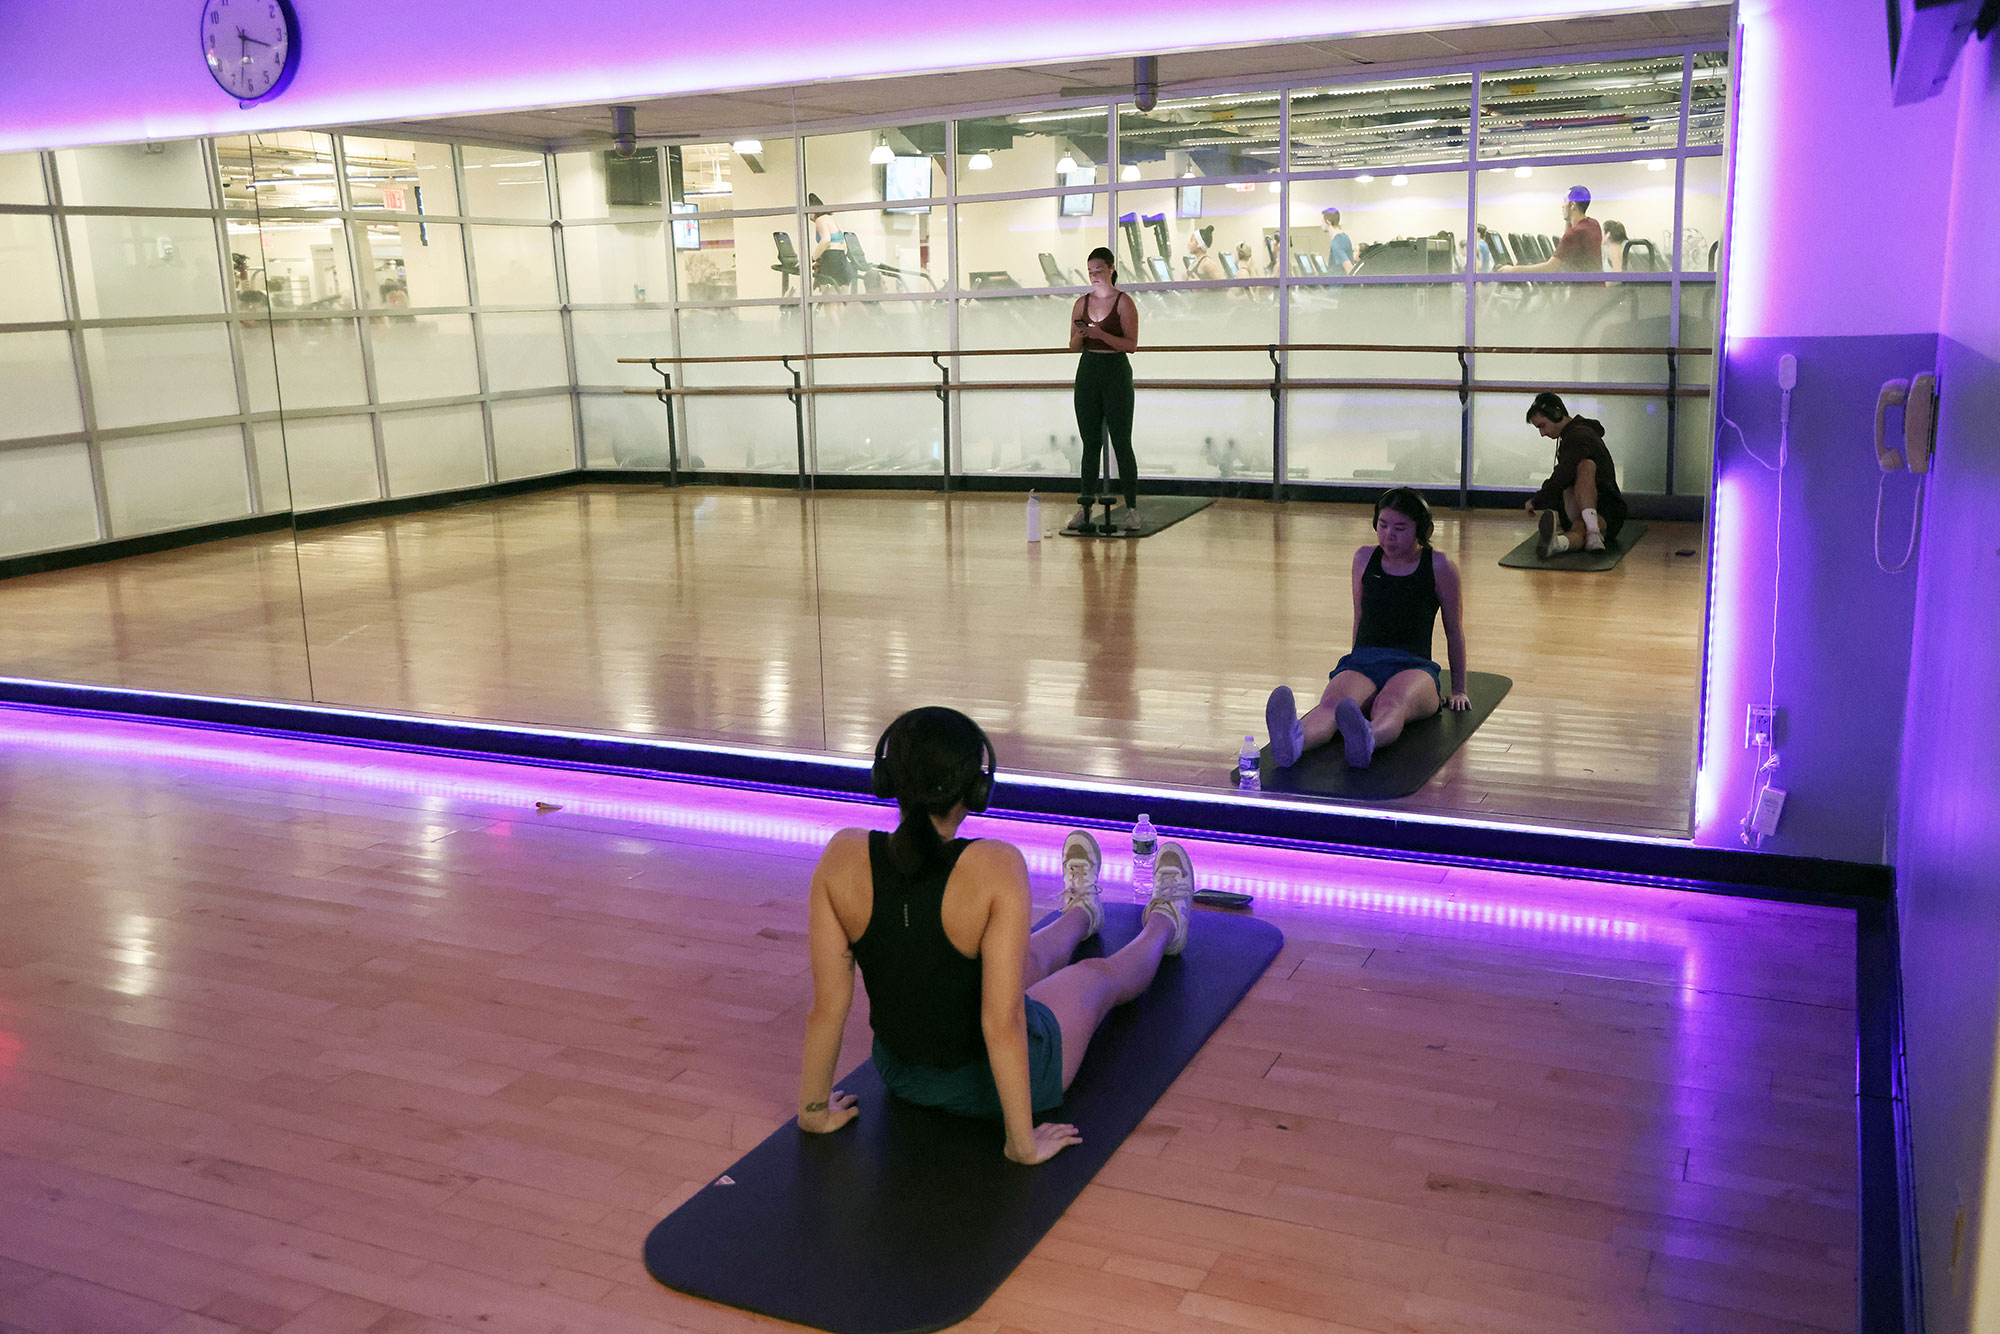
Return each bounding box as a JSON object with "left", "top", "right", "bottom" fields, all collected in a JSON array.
[{"left": 201, "top": 0, "right": 298, "bottom": 103}]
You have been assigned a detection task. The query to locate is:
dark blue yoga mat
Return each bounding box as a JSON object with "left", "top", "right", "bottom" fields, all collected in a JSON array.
[{"left": 642, "top": 902, "right": 1282, "bottom": 1333}]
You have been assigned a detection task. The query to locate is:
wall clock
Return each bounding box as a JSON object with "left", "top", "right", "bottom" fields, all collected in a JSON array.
[{"left": 201, "top": 0, "right": 301, "bottom": 106}]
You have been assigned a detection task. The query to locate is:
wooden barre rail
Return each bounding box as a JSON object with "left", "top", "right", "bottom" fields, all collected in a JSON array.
[{"left": 615, "top": 342, "right": 1714, "bottom": 366}]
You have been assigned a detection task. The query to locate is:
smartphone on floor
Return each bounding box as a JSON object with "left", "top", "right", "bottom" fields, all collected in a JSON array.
[{"left": 1192, "top": 888, "right": 1253, "bottom": 909}]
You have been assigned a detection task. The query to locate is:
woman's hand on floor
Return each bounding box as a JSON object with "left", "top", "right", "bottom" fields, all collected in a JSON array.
[
  {"left": 1006, "top": 1121, "right": 1083, "bottom": 1165},
  {"left": 1448, "top": 691, "right": 1471, "bottom": 711},
  {"left": 798, "top": 1090, "right": 858, "bottom": 1133}
]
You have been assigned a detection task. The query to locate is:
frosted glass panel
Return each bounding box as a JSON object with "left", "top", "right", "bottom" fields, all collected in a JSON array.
[
  {"left": 381, "top": 404, "right": 488, "bottom": 496},
  {"left": 0, "top": 443, "right": 99, "bottom": 556},
  {"left": 1287, "top": 390, "right": 1462, "bottom": 484},
  {"left": 1474, "top": 284, "right": 1672, "bottom": 385},
  {"left": 681, "top": 398, "right": 797, "bottom": 472},
  {"left": 101, "top": 427, "right": 250, "bottom": 535},
  {"left": 368, "top": 313, "right": 480, "bottom": 400},
  {"left": 491, "top": 396, "right": 577, "bottom": 479},
  {"left": 815, "top": 393, "right": 940, "bottom": 474},
  {"left": 675, "top": 305, "right": 800, "bottom": 388},
  {"left": 0, "top": 151, "right": 45, "bottom": 204},
  {"left": 235, "top": 215, "right": 354, "bottom": 312},
  {"left": 1134, "top": 285, "right": 1274, "bottom": 380},
  {"left": 1287, "top": 173, "right": 1466, "bottom": 277},
  {"left": 250, "top": 423, "right": 292, "bottom": 512},
  {"left": 353, "top": 220, "right": 467, "bottom": 307},
  {"left": 669, "top": 139, "right": 797, "bottom": 216},
  {"left": 678, "top": 216, "right": 801, "bottom": 301},
  {"left": 571, "top": 308, "right": 678, "bottom": 387},
  {"left": 65, "top": 216, "right": 226, "bottom": 318},
  {"left": 0, "top": 215, "right": 67, "bottom": 322},
  {"left": 282, "top": 415, "right": 380, "bottom": 511},
  {"left": 1132, "top": 389, "right": 1272, "bottom": 480},
  {"left": 805, "top": 124, "right": 945, "bottom": 207},
  {"left": 1480, "top": 158, "right": 1681, "bottom": 277},
  {"left": 809, "top": 299, "right": 947, "bottom": 384},
  {"left": 1471, "top": 391, "right": 1668, "bottom": 492},
  {"left": 958, "top": 293, "right": 1075, "bottom": 382},
  {"left": 1681, "top": 157, "right": 1724, "bottom": 273},
  {"left": 84, "top": 324, "right": 239, "bottom": 429},
  {"left": 0, "top": 333, "right": 84, "bottom": 439},
  {"left": 462, "top": 147, "right": 550, "bottom": 219},
  {"left": 469, "top": 225, "right": 558, "bottom": 304},
  {"left": 959, "top": 389, "right": 1080, "bottom": 477},
  {"left": 54, "top": 140, "right": 211, "bottom": 209},
  {"left": 563, "top": 222, "right": 671, "bottom": 304},
  {"left": 1288, "top": 284, "right": 1464, "bottom": 380},
  {"left": 1675, "top": 393, "right": 1714, "bottom": 495},
  {"left": 953, "top": 110, "right": 1106, "bottom": 197},
  {"left": 241, "top": 318, "right": 369, "bottom": 412},
  {"left": 809, "top": 207, "right": 940, "bottom": 295},
  {"left": 581, "top": 393, "right": 676, "bottom": 468},
  {"left": 481, "top": 311, "right": 568, "bottom": 390}
]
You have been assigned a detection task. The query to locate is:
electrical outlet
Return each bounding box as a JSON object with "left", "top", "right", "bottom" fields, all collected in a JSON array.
[{"left": 1745, "top": 704, "right": 1778, "bottom": 750}]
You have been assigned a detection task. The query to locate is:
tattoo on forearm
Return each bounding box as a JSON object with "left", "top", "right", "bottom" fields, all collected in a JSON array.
[{"left": 803, "top": 1100, "right": 828, "bottom": 1113}]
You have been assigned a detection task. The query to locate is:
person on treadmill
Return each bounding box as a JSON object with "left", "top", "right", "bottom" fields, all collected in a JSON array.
[
  {"left": 795, "top": 706, "right": 1195, "bottom": 1164},
  {"left": 1263, "top": 488, "right": 1470, "bottom": 770}
]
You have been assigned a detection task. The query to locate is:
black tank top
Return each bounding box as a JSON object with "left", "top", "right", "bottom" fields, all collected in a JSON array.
[
  {"left": 1354, "top": 546, "right": 1440, "bottom": 659},
  {"left": 850, "top": 831, "right": 985, "bottom": 1069}
]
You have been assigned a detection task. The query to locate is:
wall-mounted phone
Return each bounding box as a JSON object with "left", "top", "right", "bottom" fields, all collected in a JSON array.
[
  {"left": 1874, "top": 373, "right": 1938, "bottom": 473},
  {"left": 1874, "top": 371, "right": 1938, "bottom": 572}
]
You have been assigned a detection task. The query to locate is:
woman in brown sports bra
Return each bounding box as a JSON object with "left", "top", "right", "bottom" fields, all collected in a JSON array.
[{"left": 1066, "top": 247, "right": 1141, "bottom": 532}]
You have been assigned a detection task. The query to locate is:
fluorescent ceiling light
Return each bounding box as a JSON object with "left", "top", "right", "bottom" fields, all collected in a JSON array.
[{"left": 731, "top": 139, "right": 762, "bottom": 154}]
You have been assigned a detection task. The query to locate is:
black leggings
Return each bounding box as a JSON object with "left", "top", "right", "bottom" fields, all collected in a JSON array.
[{"left": 1074, "top": 352, "right": 1136, "bottom": 508}]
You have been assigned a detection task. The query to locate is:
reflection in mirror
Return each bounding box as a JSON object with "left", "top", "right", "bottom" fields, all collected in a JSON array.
[
  {"left": 0, "top": 141, "right": 310, "bottom": 703},
  {"left": 1116, "top": 91, "right": 1282, "bottom": 181},
  {"left": 1478, "top": 56, "right": 1688, "bottom": 159},
  {"left": 1289, "top": 75, "right": 1473, "bottom": 172}
]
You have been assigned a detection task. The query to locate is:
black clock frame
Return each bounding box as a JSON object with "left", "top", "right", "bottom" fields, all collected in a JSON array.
[{"left": 200, "top": 0, "right": 302, "bottom": 107}]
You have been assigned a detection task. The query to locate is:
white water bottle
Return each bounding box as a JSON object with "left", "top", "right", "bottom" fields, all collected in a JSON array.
[
  {"left": 1131, "top": 813, "right": 1158, "bottom": 903},
  {"left": 1238, "top": 735, "right": 1261, "bottom": 789},
  {"left": 1026, "top": 490, "right": 1041, "bottom": 542}
]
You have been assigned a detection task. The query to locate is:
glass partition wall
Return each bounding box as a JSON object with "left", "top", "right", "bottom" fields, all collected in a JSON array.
[{"left": 0, "top": 40, "right": 1727, "bottom": 836}]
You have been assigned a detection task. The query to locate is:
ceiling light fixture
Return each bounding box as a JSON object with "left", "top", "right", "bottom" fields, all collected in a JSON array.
[
  {"left": 1391, "top": 174, "right": 1409, "bottom": 186},
  {"left": 1120, "top": 163, "right": 1140, "bottom": 181},
  {"left": 1057, "top": 153, "right": 1077, "bottom": 174},
  {"left": 1355, "top": 173, "right": 1375, "bottom": 184},
  {"left": 968, "top": 152, "right": 993, "bottom": 171},
  {"left": 731, "top": 139, "right": 762, "bottom": 155},
  {"left": 1514, "top": 165, "right": 1534, "bottom": 178}
]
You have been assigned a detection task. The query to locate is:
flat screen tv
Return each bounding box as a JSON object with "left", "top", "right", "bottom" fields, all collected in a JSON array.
[
  {"left": 1058, "top": 168, "right": 1096, "bottom": 217},
  {"left": 1177, "top": 186, "right": 1202, "bottom": 219},
  {"left": 885, "top": 156, "right": 933, "bottom": 214},
  {"left": 671, "top": 202, "right": 699, "bottom": 252}
]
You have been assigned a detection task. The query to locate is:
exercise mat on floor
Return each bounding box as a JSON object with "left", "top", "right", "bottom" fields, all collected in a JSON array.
[
  {"left": 1251, "top": 671, "right": 1512, "bottom": 801},
  {"left": 1055, "top": 495, "right": 1213, "bottom": 539},
  {"left": 1498, "top": 521, "right": 1648, "bottom": 570},
  {"left": 641, "top": 902, "right": 1282, "bottom": 1334}
]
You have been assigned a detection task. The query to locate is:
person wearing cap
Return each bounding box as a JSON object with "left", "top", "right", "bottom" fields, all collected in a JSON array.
[
  {"left": 1497, "top": 185, "right": 1603, "bottom": 274},
  {"left": 1321, "top": 207, "right": 1355, "bottom": 275}
]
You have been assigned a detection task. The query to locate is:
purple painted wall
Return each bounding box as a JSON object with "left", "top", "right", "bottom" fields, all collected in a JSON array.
[
  {"left": 1695, "top": 0, "right": 1961, "bottom": 860},
  {"left": 1896, "top": 29, "right": 2000, "bottom": 1332}
]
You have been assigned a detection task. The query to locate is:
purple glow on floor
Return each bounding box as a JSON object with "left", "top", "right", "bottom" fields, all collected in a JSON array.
[{"left": 0, "top": 703, "right": 1692, "bottom": 956}]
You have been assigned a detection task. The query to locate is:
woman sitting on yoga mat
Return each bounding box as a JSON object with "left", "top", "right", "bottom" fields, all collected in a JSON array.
[
  {"left": 1264, "top": 487, "right": 1470, "bottom": 769},
  {"left": 796, "top": 706, "right": 1194, "bottom": 1165}
]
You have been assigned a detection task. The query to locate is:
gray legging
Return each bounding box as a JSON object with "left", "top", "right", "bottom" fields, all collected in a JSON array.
[{"left": 1074, "top": 351, "right": 1136, "bottom": 509}]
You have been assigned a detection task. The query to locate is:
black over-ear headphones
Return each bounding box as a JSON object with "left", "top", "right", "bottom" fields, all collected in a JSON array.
[{"left": 871, "top": 708, "right": 997, "bottom": 814}]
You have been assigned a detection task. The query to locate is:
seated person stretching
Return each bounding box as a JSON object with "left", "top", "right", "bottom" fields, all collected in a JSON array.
[
  {"left": 1265, "top": 488, "right": 1470, "bottom": 769},
  {"left": 796, "top": 706, "right": 1196, "bottom": 1164},
  {"left": 1523, "top": 390, "right": 1628, "bottom": 556}
]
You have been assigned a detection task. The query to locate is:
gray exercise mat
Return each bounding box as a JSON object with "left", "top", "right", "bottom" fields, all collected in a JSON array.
[
  {"left": 1498, "top": 520, "right": 1647, "bottom": 570},
  {"left": 1249, "top": 671, "right": 1512, "bottom": 801},
  {"left": 1055, "top": 495, "right": 1213, "bottom": 539}
]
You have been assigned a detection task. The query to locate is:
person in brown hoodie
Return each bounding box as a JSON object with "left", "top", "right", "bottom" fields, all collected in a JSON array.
[{"left": 1523, "top": 391, "right": 1627, "bottom": 556}]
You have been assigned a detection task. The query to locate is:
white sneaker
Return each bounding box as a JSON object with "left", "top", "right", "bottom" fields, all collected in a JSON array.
[
  {"left": 1583, "top": 530, "right": 1606, "bottom": 552},
  {"left": 1059, "top": 830, "right": 1104, "bottom": 937},
  {"left": 1147, "top": 842, "right": 1194, "bottom": 955},
  {"left": 1122, "top": 506, "right": 1142, "bottom": 533},
  {"left": 1065, "top": 506, "right": 1091, "bottom": 533}
]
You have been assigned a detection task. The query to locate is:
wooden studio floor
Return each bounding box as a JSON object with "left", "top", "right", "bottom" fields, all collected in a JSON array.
[
  {"left": 0, "top": 486, "right": 1706, "bottom": 837},
  {"left": 0, "top": 708, "right": 1857, "bottom": 1334}
]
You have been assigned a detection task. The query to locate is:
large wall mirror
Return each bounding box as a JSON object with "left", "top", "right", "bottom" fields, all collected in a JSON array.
[{"left": 0, "top": 41, "right": 1728, "bottom": 840}]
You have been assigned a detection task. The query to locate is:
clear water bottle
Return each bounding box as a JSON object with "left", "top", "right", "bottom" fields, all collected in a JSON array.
[
  {"left": 1238, "top": 735, "right": 1261, "bottom": 789},
  {"left": 1131, "top": 813, "right": 1158, "bottom": 903},
  {"left": 1026, "top": 490, "right": 1041, "bottom": 543}
]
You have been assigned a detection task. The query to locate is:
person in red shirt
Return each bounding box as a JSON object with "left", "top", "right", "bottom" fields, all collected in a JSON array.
[{"left": 1498, "top": 185, "right": 1603, "bottom": 274}]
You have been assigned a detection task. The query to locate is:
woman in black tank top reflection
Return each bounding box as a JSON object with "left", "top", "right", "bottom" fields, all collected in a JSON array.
[
  {"left": 797, "top": 707, "right": 1196, "bottom": 1164},
  {"left": 1262, "top": 489, "right": 1470, "bottom": 770},
  {"left": 1066, "top": 247, "right": 1142, "bottom": 533}
]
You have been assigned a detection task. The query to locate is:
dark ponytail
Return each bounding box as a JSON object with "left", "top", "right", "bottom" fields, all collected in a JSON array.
[{"left": 875, "top": 707, "right": 992, "bottom": 873}]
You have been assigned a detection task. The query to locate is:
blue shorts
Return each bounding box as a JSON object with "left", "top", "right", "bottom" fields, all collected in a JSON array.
[
  {"left": 873, "top": 997, "right": 1066, "bottom": 1119},
  {"left": 1332, "top": 646, "right": 1442, "bottom": 694}
]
